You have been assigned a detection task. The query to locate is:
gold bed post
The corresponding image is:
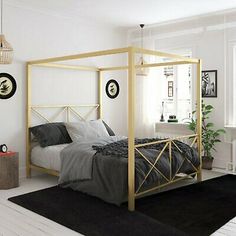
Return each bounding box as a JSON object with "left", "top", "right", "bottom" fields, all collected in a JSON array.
[
  {"left": 26, "top": 63, "right": 32, "bottom": 178},
  {"left": 98, "top": 70, "right": 103, "bottom": 119},
  {"left": 197, "top": 59, "right": 202, "bottom": 181},
  {"left": 128, "top": 47, "right": 135, "bottom": 211}
]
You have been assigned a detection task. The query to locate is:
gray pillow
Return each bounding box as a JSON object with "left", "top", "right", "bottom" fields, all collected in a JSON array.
[
  {"left": 102, "top": 121, "right": 115, "bottom": 136},
  {"left": 30, "top": 123, "right": 72, "bottom": 148},
  {"left": 65, "top": 119, "right": 109, "bottom": 142}
]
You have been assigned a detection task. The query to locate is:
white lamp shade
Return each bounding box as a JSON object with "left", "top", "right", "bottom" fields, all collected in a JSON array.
[{"left": 136, "top": 57, "right": 149, "bottom": 76}]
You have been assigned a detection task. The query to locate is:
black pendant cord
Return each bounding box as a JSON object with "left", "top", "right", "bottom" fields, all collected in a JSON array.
[
  {"left": 140, "top": 24, "right": 144, "bottom": 49},
  {"left": 140, "top": 24, "right": 145, "bottom": 63}
]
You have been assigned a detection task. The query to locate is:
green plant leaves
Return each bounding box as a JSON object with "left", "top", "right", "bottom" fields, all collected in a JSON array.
[
  {"left": 205, "top": 105, "right": 213, "bottom": 110},
  {"left": 188, "top": 101, "right": 226, "bottom": 158},
  {"left": 206, "top": 123, "right": 214, "bottom": 128},
  {"left": 216, "top": 129, "right": 226, "bottom": 134}
]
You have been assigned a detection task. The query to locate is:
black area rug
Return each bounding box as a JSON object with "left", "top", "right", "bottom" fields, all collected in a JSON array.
[
  {"left": 137, "top": 174, "right": 236, "bottom": 236},
  {"left": 8, "top": 185, "right": 184, "bottom": 236},
  {"left": 9, "top": 175, "right": 236, "bottom": 236}
]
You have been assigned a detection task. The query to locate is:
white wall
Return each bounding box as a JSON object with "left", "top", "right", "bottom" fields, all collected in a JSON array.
[
  {"left": 0, "top": 4, "right": 127, "bottom": 177},
  {"left": 128, "top": 11, "right": 236, "bottom": 169}
]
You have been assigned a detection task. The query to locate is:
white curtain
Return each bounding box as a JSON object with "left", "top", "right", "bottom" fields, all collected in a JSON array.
[{"left": 135, "top": 66, "right": 159, "bottom": 138}]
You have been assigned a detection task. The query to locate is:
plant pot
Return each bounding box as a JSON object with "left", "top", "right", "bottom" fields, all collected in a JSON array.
[{"left": 202, "top": 156, "right": 213, "bottom": 170}]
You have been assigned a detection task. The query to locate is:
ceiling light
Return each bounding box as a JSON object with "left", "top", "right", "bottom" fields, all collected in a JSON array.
[
  {"left": 0, "top": 0, "right": 13, "bottom": 64},
  {"left": 136, "top": 24, "right": 149, "bottom": 76}
]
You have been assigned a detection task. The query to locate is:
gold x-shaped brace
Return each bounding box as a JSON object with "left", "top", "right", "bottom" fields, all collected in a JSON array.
[
  {"left": 135, "top": 142, "right": 170, "bottom": 194},
  {"left": 170, "top": 140, "right": 198, "bottom": 181}
]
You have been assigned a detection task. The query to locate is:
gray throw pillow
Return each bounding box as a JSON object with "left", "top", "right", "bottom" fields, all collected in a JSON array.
[
  {"left": 65, "top": 119, "right": 109, "bottom": 142},
  {"left": 30, "top": 123, "right": 72, "bottom": 148},
  {"left": 102, "top": 121, "right": 115, "bottom": 136}
]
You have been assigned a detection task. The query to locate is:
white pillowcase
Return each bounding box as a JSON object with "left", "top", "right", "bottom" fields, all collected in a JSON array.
[{"left": 65, "top": 119, "right": 109, "bottom": 142}]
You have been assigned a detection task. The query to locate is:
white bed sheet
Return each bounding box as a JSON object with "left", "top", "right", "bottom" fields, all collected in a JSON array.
[{"left": 31, "top": 144, "right": 69, "bottom": 172}]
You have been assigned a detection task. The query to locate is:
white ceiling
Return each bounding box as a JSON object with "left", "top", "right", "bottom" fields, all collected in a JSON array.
[{"left": 9, "top": 0, "right": 236, "bottom": 28}]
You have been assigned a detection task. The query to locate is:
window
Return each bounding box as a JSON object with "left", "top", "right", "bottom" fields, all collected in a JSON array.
[
  {"left": 226, "top": 41, "right": 236, "bottom": 126},
  {"left": 158, "top": 51, "right": 192, "bottom": 122},
  {"left": 233, "top": 45, "right": 236, "bottom": 124}
]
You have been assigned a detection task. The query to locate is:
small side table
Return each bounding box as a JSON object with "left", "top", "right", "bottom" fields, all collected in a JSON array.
[{"left": 0, "top": 152, "right": 19, "bottom": 189}]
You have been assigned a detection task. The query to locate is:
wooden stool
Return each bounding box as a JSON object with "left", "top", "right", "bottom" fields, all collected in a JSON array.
[{"left": 0, "top": 152, "right": 19, "bottom": 189}]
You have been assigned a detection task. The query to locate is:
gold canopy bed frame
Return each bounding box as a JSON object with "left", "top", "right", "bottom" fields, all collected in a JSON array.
[{"left": 26, "top": 46, "right": 202, "bottom": 211}]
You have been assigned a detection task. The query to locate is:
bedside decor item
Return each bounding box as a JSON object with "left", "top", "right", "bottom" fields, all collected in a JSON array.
[
  {"left": 168, "top": 115, "right": 178, "bottom": 123},
  {"left": 136, "top": 24, "right": 149, "bottom": 76},
  {"left": 105, "top": 79, "right": 119, "bottom": 99},
  {"left": 188, "top": 102, "right": 225, "bottom": 169},
  {"left": 160, "top": 101, "right": 165, "bottom": 122},
  {"left": 202, "top": 70, "right": 217, "bottom": 97},
  {"left": 0, "top": 151, "right": 19, "bottom": 189},
  {"left": 0, "top": 0, "right": 13, "bottom": 64},
  {"left": 0, "top": 143, "right": 7, "bottom": 153},
  {"left": 0, "top": 73, "right": 17, "bottom": 99}
]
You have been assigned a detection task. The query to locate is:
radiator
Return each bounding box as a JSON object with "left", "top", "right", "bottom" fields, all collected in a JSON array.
[
  {"left": 233, "top": 140, "right": 236, "bottom": 172},
  {"left": 227, "top": 139, "right": 236, "bottom": 172}
]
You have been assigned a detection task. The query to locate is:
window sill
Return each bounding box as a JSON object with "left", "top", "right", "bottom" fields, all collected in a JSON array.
[
  {"left": 156, "top": 122, "right": 188, "bottom": 126},
  {"left": 225, "top": 125, "right": 236, "bottom": 130}
]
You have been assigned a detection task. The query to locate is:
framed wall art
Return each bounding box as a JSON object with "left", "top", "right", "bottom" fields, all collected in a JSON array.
[
  {"left": 168, "top": 81, "right": 173, "bottom": 97},
  {"left": 0, "top": 73, "right": 17, "bottom": 99},
  {"left": 201, "top": 70, "right": 217, "bottom": 98},
  {"left": 105, "top": 79, "right": 119, "bottom": 99}
]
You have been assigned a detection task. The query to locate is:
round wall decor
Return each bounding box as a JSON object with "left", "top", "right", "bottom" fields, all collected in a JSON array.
[
  {"left": 105, "top": 79, "right": 119, "bottom": 99},
  {"left": 0, "top": 73, "right": 17, "bottom": 99}
]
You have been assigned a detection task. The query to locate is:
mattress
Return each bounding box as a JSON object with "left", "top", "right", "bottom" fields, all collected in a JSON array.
[{"left": 31, "top": 144, "right": 68, "bottom": 172}]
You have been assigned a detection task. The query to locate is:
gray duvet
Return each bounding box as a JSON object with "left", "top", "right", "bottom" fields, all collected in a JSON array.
[{"left": 59, "top": 136, "right": 199, "bottom": 205}]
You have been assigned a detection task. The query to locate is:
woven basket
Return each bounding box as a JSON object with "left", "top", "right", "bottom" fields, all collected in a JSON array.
[{"left": 0, "top": 34, "right": 13, "bottom": 64}]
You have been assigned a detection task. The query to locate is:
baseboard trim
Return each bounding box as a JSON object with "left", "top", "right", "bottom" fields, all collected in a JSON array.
[{"left": 19, "top": 166, "right": 44, "bottom": 179}]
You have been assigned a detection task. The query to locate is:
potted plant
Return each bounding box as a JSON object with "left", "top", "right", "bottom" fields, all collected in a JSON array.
[{"left": 187, "top": 102, "right": 226, "bottom": 170}]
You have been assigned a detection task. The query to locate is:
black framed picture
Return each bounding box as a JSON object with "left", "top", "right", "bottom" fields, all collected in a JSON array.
[
  {"left": 106, "top": 79, "right": 119, "bottom": 99},
  {"left": 0, "top": 73, "right": 17, "bottom": 99},
  {"left": 202, "top": 70, "right": 217, "bottom": 97},
  {"left": 168, "top": 81, "right": 173, "bottom": 97}
]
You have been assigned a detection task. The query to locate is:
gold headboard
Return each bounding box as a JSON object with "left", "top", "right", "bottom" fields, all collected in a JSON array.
[{"left": 30, "top": 104, "right": 100, "bottom": 125}]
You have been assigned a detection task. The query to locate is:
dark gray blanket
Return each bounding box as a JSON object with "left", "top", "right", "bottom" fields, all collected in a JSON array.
[
  {"left": 59, "top": 137, "right": 199, "bottom": 205},
  {"left": 93, "top": 138, "right": 199, "bottom": 187},
  {"left": 93, "top": 138, "right": 196, "bottom": 161}
]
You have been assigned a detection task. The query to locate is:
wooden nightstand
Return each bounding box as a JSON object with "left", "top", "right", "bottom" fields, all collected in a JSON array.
[{"left": 0, "top": 152, "right": 19, "bottom": 189}]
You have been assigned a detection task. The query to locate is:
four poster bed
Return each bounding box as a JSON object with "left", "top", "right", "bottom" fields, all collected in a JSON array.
[{"left": 26, "top": 46, "right": 202, "bottom": 211}]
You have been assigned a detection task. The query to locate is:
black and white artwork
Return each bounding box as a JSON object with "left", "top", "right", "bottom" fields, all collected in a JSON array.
[
  {"left": 202, "top": 70, "right": 217, "bottom": 98},
  {"left": 106, "top": 79, "right": 119, "bottom": 99},
  {"left": 0, "top": 73, "right": 17, "bottom": 99}
]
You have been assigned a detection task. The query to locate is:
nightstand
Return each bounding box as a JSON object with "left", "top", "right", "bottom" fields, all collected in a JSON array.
[{"left": 0, "top": 152, "right": 19, "bottom": 189}]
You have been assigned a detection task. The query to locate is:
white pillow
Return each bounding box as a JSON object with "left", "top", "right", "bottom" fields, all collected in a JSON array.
[{"left": 65, "top": 119, "right": 109, "bottom": 142}]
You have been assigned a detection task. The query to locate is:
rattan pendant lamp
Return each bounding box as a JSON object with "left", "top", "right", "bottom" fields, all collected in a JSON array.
[
  {"left": 0, "top": 0, "right": 13, "bottom": 64},
  {"left": 136, "top": 24, "right": 149, "bottom": 76}
]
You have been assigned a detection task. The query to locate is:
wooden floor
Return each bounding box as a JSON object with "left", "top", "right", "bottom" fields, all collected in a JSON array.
[
  {"left": 0, "top": 175, "right": 81, "bottom": 236},
  {"left": 212, "top": 217, "right": 236, "bottom": 236},
  {"left": 0, "top": 170, "right": 229, "bottom": 236}
]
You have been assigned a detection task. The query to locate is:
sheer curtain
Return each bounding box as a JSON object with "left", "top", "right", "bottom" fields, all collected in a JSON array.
[{"left": 135, "top": 61, "right": 159, "bottom": 138}]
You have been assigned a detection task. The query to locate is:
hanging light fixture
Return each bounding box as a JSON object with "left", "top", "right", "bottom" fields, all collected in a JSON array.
[
  {"left": 136, "top": 24, "right": 149, "bottom": 76},
  {"left": 0, "top": 0, "right": 13, "bottom": 64}
]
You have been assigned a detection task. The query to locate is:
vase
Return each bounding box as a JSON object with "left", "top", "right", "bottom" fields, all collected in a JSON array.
[{"left": 202, "top": 156, "right": 213, "bottom": 170}]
